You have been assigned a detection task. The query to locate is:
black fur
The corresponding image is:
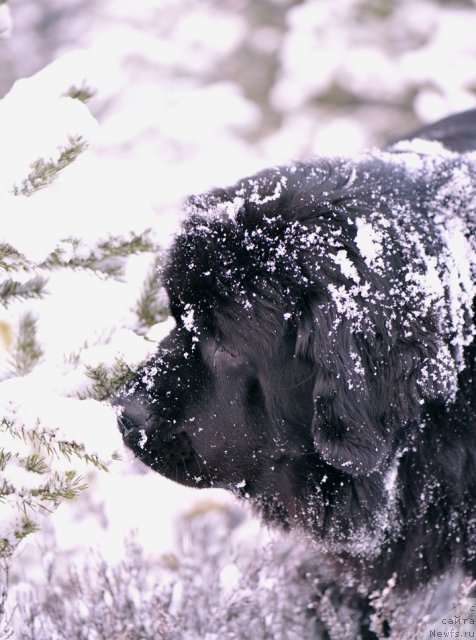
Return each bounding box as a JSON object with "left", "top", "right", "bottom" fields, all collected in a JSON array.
[{"left": 115, "top": 110, "right": 476, "bottom": 596}]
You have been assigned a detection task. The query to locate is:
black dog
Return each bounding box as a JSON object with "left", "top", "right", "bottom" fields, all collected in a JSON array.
[{"left": 116, "top": 110, "right": 476, "bottom": 598}]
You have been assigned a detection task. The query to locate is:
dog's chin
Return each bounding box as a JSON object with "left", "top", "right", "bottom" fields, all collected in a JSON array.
[
  {"left": 247, "top": 487, "right": 300, "bottom": 531},
  {"left": 121, "top": 432, "right": 212, "bottom": 488},
  {"left": 229, "top": 463, "right": 304, "bottom": 530}
]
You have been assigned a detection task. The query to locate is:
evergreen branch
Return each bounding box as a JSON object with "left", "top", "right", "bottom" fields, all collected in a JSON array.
[
  {"left": 31, "top": 470, "right": 87, "bottom": 503},
  {"left": 1, "top": 419, "right": 114, "bottom": 471},
  {"left": 40, "top": 231, "right": 155, "bottom": 278},
  {"left": 0, "top": 275, "right": 47, "bottom": 306},
  {"left": 13, "top": 135, "right": 87, "bottom": 197},
  {"left": 0, "top": 502, "right": 40, "bottom": 555},
  {"left": 135, "top": 256, "right": 169, "bottom": 333},
  {"left": 83, "top": 455, "right": 109, "bottom": 473},
  {"left": 44, "top": 254, "right": 124, "bottom": 278},
  {"left": 0, "top": 244, "right": 29, "bottom": 272},
  {"left": 8, "top": 313, "right": 43, "bottom": 376},
  {"left": 80, "top": 359, "right": 137, "bottom": 402},
  {"left": 0, "top": 419, "right": 18, "bottom": 439},
  {"left": 0, "top": 451, "right": 12, "bottom": 472},
  {"left": 0, "top": 478, "right": 13, "bottom": 498},
  {"left": 14, "top": 517, "right": 39, "bottom": 541},
  {"left": 65, "top": 84, "right": 96, "bottom": 103},
  {"left": 97, "top": 230, "right": 156, "bottom": 257},
  {"left": 24, "top": 454, "right": 49, "bottom": 475},
  {"left": 0, "top": 517, "right": 40, "bottom": 557}
]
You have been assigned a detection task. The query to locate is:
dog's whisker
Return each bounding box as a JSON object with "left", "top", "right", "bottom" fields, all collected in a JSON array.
[
  {"left": 192, "top": 451, "right": 204, "bottom": 476},
  {"left": 279, "top": 371, "right": 315, "bottom": 391}
]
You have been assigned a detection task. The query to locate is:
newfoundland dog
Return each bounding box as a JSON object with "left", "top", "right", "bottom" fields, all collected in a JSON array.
[{"left": 115, "top": 110, "right": 476, "bottom": 606}]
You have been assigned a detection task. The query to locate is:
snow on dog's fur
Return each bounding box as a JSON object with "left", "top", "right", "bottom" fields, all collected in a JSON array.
[{"left": 115, "top": 111, "right": 476, "bottom": 626}]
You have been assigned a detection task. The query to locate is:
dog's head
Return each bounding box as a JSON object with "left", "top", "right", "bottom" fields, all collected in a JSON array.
[{"left": 115, "top": 158, "right": 461, "bottom": 541}]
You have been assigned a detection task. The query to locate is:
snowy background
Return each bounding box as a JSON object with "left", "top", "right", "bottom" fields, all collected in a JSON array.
[{"left": 1, "top": 0, "right": 476, "bottom": 638}]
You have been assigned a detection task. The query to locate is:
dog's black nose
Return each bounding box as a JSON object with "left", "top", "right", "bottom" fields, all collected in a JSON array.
[
  {"left": 117, "top": 413, "right": 135, "bottom": 436},
  {"left": 115, "top": 399, "right": 150, "bottom": 436}
]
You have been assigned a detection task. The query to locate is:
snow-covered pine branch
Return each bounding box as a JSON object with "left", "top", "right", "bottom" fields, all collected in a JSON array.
[
  {"left": 0, "top": 54, "right": 169, "bottom": 570},
  {"left": 13, "top": 135, "right": 88, "bottom": 197}
]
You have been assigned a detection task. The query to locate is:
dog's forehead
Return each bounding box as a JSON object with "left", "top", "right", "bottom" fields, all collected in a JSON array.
[
  {"left": 166, "top": 198, "right": 315, "bottom": 319},
  {"left": 165, "top": 157, "right": 388, "bottom": 329},
  {"left": 165, "top": 149, "right": 476, "bottom": 359}
]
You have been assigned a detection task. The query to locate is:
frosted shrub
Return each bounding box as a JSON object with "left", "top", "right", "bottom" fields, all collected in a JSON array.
[
  {"left": 0, "top": 51, "right": 169, "bottom": 635},
  {"left": 8, "top": 504, "right": 473, "bottom": 640},
  {"left": 11, "top": 506, "right": 321, "bottom": 640}
]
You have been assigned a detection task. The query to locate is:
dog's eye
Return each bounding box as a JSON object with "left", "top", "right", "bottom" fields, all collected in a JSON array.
[
  {"left": 216, "top": 345, "right": 238, "bottom": 359},
  {"left": 212, "top": 341, "right": 241, "bottom": 368}
]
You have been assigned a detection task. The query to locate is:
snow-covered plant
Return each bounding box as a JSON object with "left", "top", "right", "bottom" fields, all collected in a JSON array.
[
  {"left": 0, "top": 55, "right": 169, "bottom": 570},
  {"left": 9, "top": 505, "right": 321, "bottom": 640},
  {"left": 7, "top": 502, "right": 470, "bottom": 640},
  {"left": 0, "top": 82, "right": 100, "bottom": 559}
]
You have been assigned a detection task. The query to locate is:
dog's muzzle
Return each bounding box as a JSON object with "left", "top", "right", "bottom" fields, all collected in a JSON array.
[{"left": 114, "top": 397, "right": 150, "bottom": 437}]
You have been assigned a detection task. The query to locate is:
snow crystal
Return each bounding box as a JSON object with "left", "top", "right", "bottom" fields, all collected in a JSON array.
[
  {"left": 441, "top": 219, "right": 476, "bottom": 354},
  {"left": 216, "top": 196, "right": 244, "bottom": 221},
  {"left": 354, "top": 217, "right": 383, "bottom": 268},
  {"left": 327, "top": 283, "right": 367, "bottom": 325},
  {"left": 142, "top": 365, "right": 158, "bottom": 392},
  {"left": 138, "top": 429, "right": 148, "bottom": 449},
  {"left": 384, "top": 463, "right": 399, "bottom": 499},
  {"left": 250, "top": 176, "right": 287, "bottom": 205},
  {"left": 182, "top": 304, "right": 195, "bottom": 332},
  {"left": 331, "top": 249, "right": 360, "bottom": 283}
]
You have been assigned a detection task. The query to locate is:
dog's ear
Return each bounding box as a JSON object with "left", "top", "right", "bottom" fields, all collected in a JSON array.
[
  {"left": 297, "top": 304, "right": 389, "bottom": 476},
  {"left": 296, "top": 299, "right": 445, "bottom": 476},
  {"left": 310, "top": 351, "right": 389, "bottom": 477}
]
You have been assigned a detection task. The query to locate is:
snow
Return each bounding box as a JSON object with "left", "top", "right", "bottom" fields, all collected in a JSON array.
[
  {"left": 250, "top": 176, "right": 287, "bottom": 205},
  {"left": 79, "top": 329, "right": 154, "bottom": 370},
  {"left": 331, "top": 249, "right": 360, "bottom": 283},
  {"left": 1, "top": 461, "right": 46, "bottom": 493},
  {"left": 0, "top": 1, "right": 476, "bottom": 636},
  {"left": 354, "top": 218, "right": 383, "bottom": 269},
  {"left": 138, "top": 428, "right": 147, "bottom": 448},
  {"left": 2, "top": 393, "right": 121, "bottom": 462},
  {"left": 0, "top": 5, "right": 12, "bottom": 40},
  {"left": 0, "top": 94, "right": 97, "bottom": 196},
  {"left": 182, "top": 304, "right": 196, "bottom": 332},
  {"left": 0, "top": 51, "right": 189, "bottom": 566},
  {"left": 327, "top": 283, "right": 362, "bottom": 321},
  {"left": 219, "top": 562, "right": 242, "bottom": 592},
  {"left": 0, "top": 498, "right": 25, "bottom": 551},
  {"left": 146, "top": 316, "right": 176, "bottom": 342}
]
